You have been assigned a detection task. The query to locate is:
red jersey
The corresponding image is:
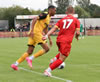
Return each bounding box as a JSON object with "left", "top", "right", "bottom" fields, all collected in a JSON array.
[{"left": 55, "top": 15, "right": 80, "bottom": 42}]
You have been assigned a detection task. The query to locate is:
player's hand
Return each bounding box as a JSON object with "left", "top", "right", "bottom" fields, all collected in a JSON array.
[
  {"left": 42, "top": 35, "right": 48, "bottom": 40},
  {"left": 42, "top": 36, "right": 46, "bottom": 40},
  {"left": 75, "top": 34, "right": 79, "bottom": 41},
  {"left": 28, "top": 31, "right": 34, "bottom": 38},
  {"left": 75, "top": 31, "right": 80, "bottom": 41}
]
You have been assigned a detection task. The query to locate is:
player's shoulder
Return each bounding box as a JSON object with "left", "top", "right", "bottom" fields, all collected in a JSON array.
[
  {"left": 66, "top": 15, "right": 76, "bottom": 19},
  {"left": 38, "top": 12, "right": 48, "bottom": 20},
  {"left": 59, "top": 16, "right": 67, "bottom": 21},
  {"left": 69, "top": 15, "right": 79, "bottom": 22}
]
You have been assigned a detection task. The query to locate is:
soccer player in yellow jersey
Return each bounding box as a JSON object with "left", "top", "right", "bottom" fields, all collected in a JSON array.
[{"left": 11, "top": 5, "right": 56, "bottom": 70}]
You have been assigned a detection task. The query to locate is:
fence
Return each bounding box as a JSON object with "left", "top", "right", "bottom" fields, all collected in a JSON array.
[
  {"left": 0, "top": 32, "right": 28, "bottom": 38},
  {"left": 0, "top": 29, "right": 100, "bottom": 38},
  {"left": 87, "top": 29, "right": 100, "bottom": 36}
]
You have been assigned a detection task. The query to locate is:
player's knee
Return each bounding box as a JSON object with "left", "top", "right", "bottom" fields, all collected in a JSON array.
[
  {"left": 28, "top": 52, "right": 32, "bottom": 55},
  {"left": 27, "top": 46, "right": 34, "bottom": 55},
  {"left": 59, "top": 54, "right": 67, "bottom": 61},
  {"left": 27, "top": 50, "right": 33, "bottom": 55},
  {"left": 44, "top": 47, "right": 50, "bottom": 52}
]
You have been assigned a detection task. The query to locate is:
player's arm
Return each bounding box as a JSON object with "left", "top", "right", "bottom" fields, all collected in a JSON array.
[
  {"left": 43, "top": 27, "right": 51, "bottom": 40},
  {"left": 43, "top": 25, "right": 58, "bottom": 39},
  {"left": 29, "top": 16, "right": 39, "bottom": 38},
  {"left": 43, "top": 27, "right": 52, "bottom": 47},
  {"left": 43, "top": 19, "right": 60, "bottom": 40},
  {"left": 31, "top": 17, "right": 39, "bottom": 31},
  {"left": 75, "top": 28, "right": 80, "bottom": 40},
  {"left": 75, "top": 19, "right": 80, "bottom": 40}
]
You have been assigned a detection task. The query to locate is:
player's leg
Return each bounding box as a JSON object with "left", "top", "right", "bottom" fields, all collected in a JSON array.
[
  {"left": 18, "top": 45, "right": 34, "bottom": 63},
  {"left": 50, "top": 42, "right": 61, "bottom": 64},
  {"left": 27, "top": 43, "right": 49, "bottom": 60},
  {"left": 44, "top": 42, "right": 71, "bottom": 76},
  {"left": 11, "top": 37, "right": 35, "bottom": 70},
  {"left": 49, "top": 42, "right": 61, "bottom": 64},
  {"left": 44, "top": 53, "right": 66, "bottom": 76},
  {"left": 26, "top": 43, "right": 50, "bottom": 68},
  {"left": 26, "top": 34, "right": 50, "bottom": 68},
  {"left": 50, "top": 53, "right": 60, "bottom": 64},
  {"left": 50, "top": 54, "right": 66, "bottom": 70},
  {"left": 33, "top": 43, "right": 50, "bottom": 58},
  {"left": 11, "top": 46, "right": 34, "bottom": 70}
]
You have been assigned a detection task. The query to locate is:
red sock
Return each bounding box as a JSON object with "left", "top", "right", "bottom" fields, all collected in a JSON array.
[
  {"left": 50, "top": 59, "right": 63, "bottom": 70},
  {"left": 55, "top": 53, "right": 60, "bottom": 59}
]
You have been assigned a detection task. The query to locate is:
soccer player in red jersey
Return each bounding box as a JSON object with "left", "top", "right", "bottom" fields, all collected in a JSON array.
[{"left": 43, "top": 6, "right": 80, "bottom": 77}]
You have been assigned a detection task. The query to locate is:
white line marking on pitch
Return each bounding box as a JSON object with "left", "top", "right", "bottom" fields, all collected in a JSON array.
[{"left": 19, "top": 67, "right": 72, "bottom": 82}]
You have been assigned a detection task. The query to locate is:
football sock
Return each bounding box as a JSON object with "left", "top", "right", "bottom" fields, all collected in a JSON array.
[
  {"left": 50, "top": 59, "right": 63, "bottom": 70},
  {"left": 55, "top": 53, "right": 60, "bottom": 59},
  {"left": 46, "top": 67, "right": 52, "bottom": 72},
  {"left": 50, "top": 57, "right": 57, "bottom": 63},
  {"left": 32, "top": 49, "right": 45, "bottom": 58},
  {"left": 50, "top": 53, "right": 60, "bottom": 63},
  {"left": 29, "top": 55, "right": 34, "bottom": 60},
  {"left": 14, "top": 61, "right": 19, "bottom": 66},
  {"left": 17, "top": 52, "right": 29, "bottom": 64}
]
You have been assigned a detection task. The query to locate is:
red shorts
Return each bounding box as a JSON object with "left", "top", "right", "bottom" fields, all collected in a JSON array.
[{"left": 56, "top": 42, "right": 71, "bottom": 57}]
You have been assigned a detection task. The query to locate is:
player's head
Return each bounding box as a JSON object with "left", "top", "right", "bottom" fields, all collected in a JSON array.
[
  {"left": 48, "top": 5, "right": 56, "bottom": 16},
  {"left": 66, "top": 6, "right": 75, "bottom": 14}
]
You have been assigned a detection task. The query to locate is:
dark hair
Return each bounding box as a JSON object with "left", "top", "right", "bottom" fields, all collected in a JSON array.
[{"left": 48, "top": 5, "right": 56, "bottom": 10}]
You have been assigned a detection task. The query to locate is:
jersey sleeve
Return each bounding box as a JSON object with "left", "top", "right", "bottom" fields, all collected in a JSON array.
[
  {"left": 38, "top": 12, "right": 48, "bottom": 20},
  {"left": 55, "top": 20, "right": 61, "bottom": 28}
]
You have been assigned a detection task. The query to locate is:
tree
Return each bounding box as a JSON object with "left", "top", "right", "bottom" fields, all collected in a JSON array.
[
  {"left": 3, "top": 6, "right": 32, "bottom": 29},
  {"left": 55, "top": 0, "right": 100, "bottom": 18},
  {"left": 75, "top": 6, "right": 91, "bottom": 18},
  {"left": 55, "top": 0, "right": 70, "bottom": 14},
  {"left": 76, "top": 0, "right": 100, "bottom": 18},
  {"left": 0, "top": 5, "right": 42, "bottom": 29},
  {"left": 76, "top": 0, "right": 90, "bottom": 8},
  {"left": 31, "top": 9, "right": 41, "bottom": 15},
  {"left": 55, "top": 0, "right": 91, "bottom": 14},
  {"left": 88, "top": 4, "right": 100, "bottom": 18}
]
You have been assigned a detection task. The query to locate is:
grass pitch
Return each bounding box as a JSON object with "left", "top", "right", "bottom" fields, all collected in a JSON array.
[{"left": 0, "top": 36, "right": 100, "bottom": 82}]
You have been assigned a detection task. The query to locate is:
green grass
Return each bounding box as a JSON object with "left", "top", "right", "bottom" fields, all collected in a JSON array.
[{"left": 0, "top": 36, "right": 100, "bottom": 82}]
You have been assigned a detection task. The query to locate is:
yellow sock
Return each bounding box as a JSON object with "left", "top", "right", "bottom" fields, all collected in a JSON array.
[
  {"left": 17, "top": 52, "right": 29, "bottom": 63},
  {"left": 33, "top": 49, "right": 45, "bottom": 58}
]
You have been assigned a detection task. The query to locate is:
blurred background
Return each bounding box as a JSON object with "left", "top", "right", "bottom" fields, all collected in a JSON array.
[{"left": 0, "top": 0, "right": 100, "bottom": 38}]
